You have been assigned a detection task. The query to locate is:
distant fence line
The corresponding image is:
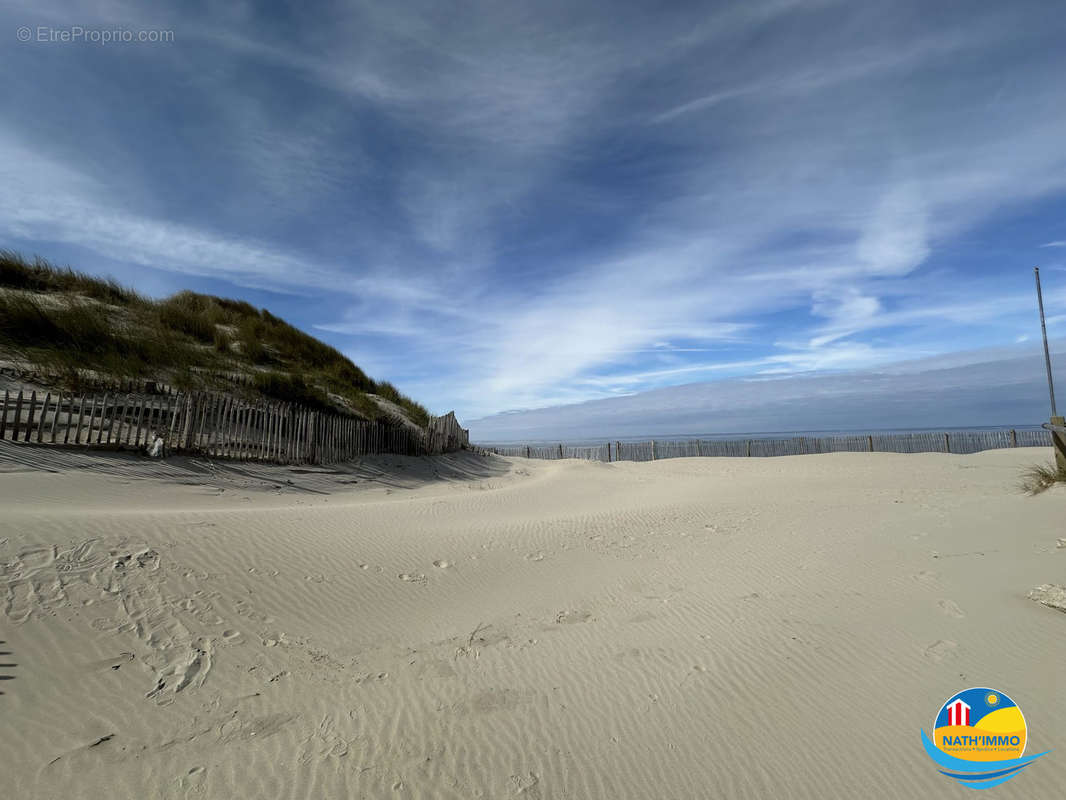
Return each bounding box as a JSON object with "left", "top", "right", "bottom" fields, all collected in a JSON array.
[
  {"left": 485, "top": 429, "right": 1053, "bottom": 463},
  {"left": 0, "top": 386, "right": 471, "bottom": 464}
]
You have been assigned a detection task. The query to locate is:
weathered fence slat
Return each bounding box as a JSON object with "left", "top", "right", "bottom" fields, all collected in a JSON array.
[
  {"left": 491, "top": 429, "right": 1055, "bottom": 463},
  {"left": 132, "top": 398, "right": 146, "bottom": 447},
  {"left": 0, "top": 382, "right": 466, "bottom": 462},
  {"left": 95, "top": 393, "right": 109, "bottom": 445},
  {"left": 86, "top": 394, "right": 103, "bottom": 446},
  {"left": 112, "top": 396, "right": 127, "bottom": 446},
  {"left": 12, "top": 390, "right": 25, "bottom": 441},
  {"left": 259, "top": 403, "right": 269, "bottom": 461},
  {"left": 168, "top": 393, "right": 183, "bottom": 447},
  {"left": 23, "top": 390, "right": 37, "bottom": 443},
  {"left": 248, "top": 403, "right": 257, "bottom": 461},
  {"left": 69, "top": 395, "right": 83, "bottom": 444},
  {"left": 49, "top": 392, "right": 62, "bottom": 443},
  {"left": 217, "top": 395, "right": 230, "bottom": 457},
  {"left": 125, "top": 397, "right": 137, "bottom": 446},
  {"left": 0, "top": 389, "right": 8, "bottom": 440},
  {"left": 203, "top": 394, "right": 218, "bottom": 456},
  {"left": 230, "top": 403, "right": 242, "bottom": 460},
  {"left": 240, "top": 405, "right": 251, "bottom": 461},
  {"left": 219, "top": 396, "right": 234, "bottom": 458},
  {"left": 35, "top": 392, "right": 51, "bottom": 443},
  {"left": 277, "top": 405, "right": 286, "bottom": 463}
]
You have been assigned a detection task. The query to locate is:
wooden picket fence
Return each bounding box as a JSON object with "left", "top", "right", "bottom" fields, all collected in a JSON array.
[
  {"left": 486, "top": 428, "right": 1053, "bottom": 463},
  {"left": 0, "top": 386, "right": 469, "bottom": 464}
]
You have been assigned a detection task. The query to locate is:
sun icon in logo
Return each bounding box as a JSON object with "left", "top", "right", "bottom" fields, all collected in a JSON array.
[{"left": 986, "top": 693, "right": 999, "bottom": 706}]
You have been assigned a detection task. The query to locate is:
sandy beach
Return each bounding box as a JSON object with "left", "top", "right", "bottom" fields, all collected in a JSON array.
[{"left": 0, "top": 443, "right": 1063, "bottom": 799}]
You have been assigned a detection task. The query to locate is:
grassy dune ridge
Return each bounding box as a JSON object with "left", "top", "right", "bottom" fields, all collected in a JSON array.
[{"left": 0, "top": 250, "right": 429, "bottom": 426}]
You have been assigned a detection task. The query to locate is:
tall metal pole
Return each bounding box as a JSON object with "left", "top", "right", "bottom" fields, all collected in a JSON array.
[{"left": 1035, "top": 267, "right": 1057, "bottom": 417}]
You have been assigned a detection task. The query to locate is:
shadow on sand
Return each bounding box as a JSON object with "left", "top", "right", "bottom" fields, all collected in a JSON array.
[
  {"left": 0, "top": 641, "right": 13, "bottom": 695},
  {"left": 0, "top": 440, "right": 513, "bottom": 497}
]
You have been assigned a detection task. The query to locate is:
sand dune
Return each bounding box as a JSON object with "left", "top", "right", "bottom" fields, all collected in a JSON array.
[{"left": 1, "top": 442, "right": 1063, "bottom": 799}]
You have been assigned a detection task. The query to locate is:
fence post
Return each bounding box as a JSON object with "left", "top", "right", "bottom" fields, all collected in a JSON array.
[
  {"left": 218, "top": 395, "right": 232, "bottom": 457},
  {"left": 944, "top": 432, "right": 950, "bottom": 453},
  {"left": 0, "top": 389, "right": 8, "bottom": 440},
  {"left": 214, "top": 395, "right": 228, "bottom": 457},
  {"left": 23, "top": 390, "right": 36, "bottom": 442},
  {"left": 168, "top": 393, "right": 183, "bottom": 449},
  {"left": 746, "top": 439, "right": 752, "bottom": 457},
  {"left": 202, "top": 394, "right": 217, "bottom": 456},
  {"left": 96, "top": 393, "right": 110, "bottom": 444},
  {"left": 238, "top": 403, "right": 249, "bottom": 460},
  {"left": 267, "top": 404, "right": 277, "bottom": 462},
  {"left": 297, "top": 409, "right": 306, "bottom": 462},
  {"left": 277, "top": 404, "right": 286, "bottom": 462},
  {"left": 1052, "top": 416, "right": 1066, "bottom": 472},
  {"left": 9, "top": 390, "right": 23, "bottom": 441},
  {"left": 867, "top": 434, "right": 874, "bottom": 452},
  {"left": 36, "top": 392, "right": 51, "bottom": 443},
  {"left": 112, "top": 396, "right": 127, "bottom": 447},
  {"left": 288, "top": 406, "right": 297, "bottom": 463},
  {"left": 651, "top": 440, "right": 656, "bottom": 460},
  {"left": 181, "top": 392, "right": 197, "bottom": 450},
  {"left": 49, "top": 392, "right": 62, "bottom": 443},
  {"left": 72, "top": 394, "right": 85, "bottom": 445},
  {"left": 607, "top": 441, "right": 612, "bottom": 462},
  {"left": 1010, "top": 429, "right": 1017, "bottom": 448},
  {"left": 252, "top": 403, "right": 262, "bottom": 461},
  {"left": 134, "top": 397, "right": 148, "bottom": 448},
  {"left": 558, "top": 443, "right": 563, "bottom": 459},
  {"left": 87, "top": 394, "right": 103, "bottom": 446},
  {"left": 230, "top": 398, "right": 243, "bottom": 458}
]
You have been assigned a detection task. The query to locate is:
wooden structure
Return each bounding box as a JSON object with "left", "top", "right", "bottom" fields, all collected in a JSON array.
[
  {"left": 486, "top": 429, "right": 1053, "bottom": 463},
  {"left": 0, "top": 386, "right": 469, "bottom": 464}
]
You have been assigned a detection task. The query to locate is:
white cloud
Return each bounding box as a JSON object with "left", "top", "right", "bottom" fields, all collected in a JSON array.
[
  {"left": 469, "top": 340, "right": 1066, "bottom": 441},
  {"left": 4, "top": 0, "right": 1066, "bottom": 421}
]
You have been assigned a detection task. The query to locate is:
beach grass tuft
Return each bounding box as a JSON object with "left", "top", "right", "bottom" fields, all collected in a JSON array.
[{"left": 1019, "top": 461, "right": 1066, "bottom": 495}]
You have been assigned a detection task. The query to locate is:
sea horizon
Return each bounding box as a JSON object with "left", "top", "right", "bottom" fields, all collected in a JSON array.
[{"left": 476, "top": 423, "right": 1049, "bottom": 447}]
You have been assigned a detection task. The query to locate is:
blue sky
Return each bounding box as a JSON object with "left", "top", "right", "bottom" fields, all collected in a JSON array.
[{"left": 3, "top": 0, "right": 1066, "bottom": 424}]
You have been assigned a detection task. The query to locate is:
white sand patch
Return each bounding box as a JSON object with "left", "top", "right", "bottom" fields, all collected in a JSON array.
[{"left": 1, "top": 444, "right": 1064, "bottom": 798}]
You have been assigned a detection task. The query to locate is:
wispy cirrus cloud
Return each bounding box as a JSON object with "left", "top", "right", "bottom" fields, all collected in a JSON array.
[{"left": 3, "top": 0, "right": 1066, "bottom": 421}]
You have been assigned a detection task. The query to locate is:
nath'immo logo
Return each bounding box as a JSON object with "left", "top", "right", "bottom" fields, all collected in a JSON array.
[{"left": 921, "top": 687, "right": 1050, "bottom": 789}]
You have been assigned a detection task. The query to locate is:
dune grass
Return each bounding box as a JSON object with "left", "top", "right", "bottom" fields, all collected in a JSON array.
[
  {"left": 1, "top": 249, "right": 144, "bottom": 305},
  {"left": 1019, "top": 461, "right": 1066, "bottom": 495},
  {"left": 0, "top": 250, "right": 431, "bottom": 426}
]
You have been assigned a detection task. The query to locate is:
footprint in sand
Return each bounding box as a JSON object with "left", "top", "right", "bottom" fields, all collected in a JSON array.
[
  {"left": 937, "top": 599, "right": 965, "bottom": 618},
  {"left": 82, "top": 652, "right": 135, "bottom": 672},
  {"left": 433, "top": 560, "right": 451, "bottom": 569},
  {"left": 398, "top": 573, "right": 426, "bottom": 584},
  {"left": 555, "top": 610, "right": 592, "bottom": 625},
  {"left": 924, "top": 639, "right": 957, "bottom": 663},
  {"left": 913, "top": 570, "right": 939, "bottom": 585},
  {"left": 525, "top": 552, "right": 545, "bottom": 562},
  {"left": 510, "top": 771, "right": 541, "bottom": 797}
]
